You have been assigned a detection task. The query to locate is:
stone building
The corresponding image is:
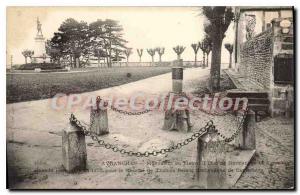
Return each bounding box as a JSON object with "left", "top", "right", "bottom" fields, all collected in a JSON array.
[{"left": 232, "top": 7, "right": 294, "bottom": 117}]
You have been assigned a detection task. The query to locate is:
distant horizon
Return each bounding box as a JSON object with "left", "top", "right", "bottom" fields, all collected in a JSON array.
[{"left": 7, "top": 7, "right": 235, "bottom": 66}]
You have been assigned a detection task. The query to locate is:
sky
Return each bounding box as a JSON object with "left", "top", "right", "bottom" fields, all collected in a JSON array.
[{"left": 6, "top": 7, "right": 235, "bottom": 66}]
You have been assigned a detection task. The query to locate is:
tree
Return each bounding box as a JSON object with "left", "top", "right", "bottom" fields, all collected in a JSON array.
[
  {"left": 94, "top": 48, "right": 107, "bottom": 67},
  {"left": 202, "top": 6, "right": 234, "bottom": 91},
  {"left": 198, "top": 41, "right": 206, "bottom": 68},
  {"left": 21, "top": 49, "right": 34, "bottom": 64},
  {"left": 99, "top": 19, "right": 127, "bottom": 68},
  {"left": 147, "top": 49, "right": 156, "bottom": 66},
  {"left": 224, "top": 43, "right": 234, "bottom": 69},
  {"left": 48, "top": 18, "right": 127, "bottom": 68},
  {"left": 156, "top": 47, "right": 165, "bottom": 63},
  {"left": 203, "top": 36, "right": 212, "bottom": 67},
  {"left": 46, "top": 40, "right": 61, "bottom": 63},
  {"left": 47, "top": 18, "right": 90, "bottom": 68},
  {"left": 205, "top": 44, "right": 212, "bottom": 67},
  {"left": 173, "top": 45, "right": 185, "bottom": 60},
  {"left": 27, "top": 51, "right": 34, "bottom": 63},
  {"left": 137, "top": 49, "right": 143, "bottom": 63},
  {"left": 191, "top": 43, "right": 200, "bottom": 66},
  {"left": 124, "top": 48, "right": 132, "bottom": 66},
  {"left": 112, "top": 48, "right": 123, "bottom": 67}
]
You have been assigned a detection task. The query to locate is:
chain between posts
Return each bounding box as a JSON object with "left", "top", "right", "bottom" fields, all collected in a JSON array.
[
  {"left": 70, "top": 94, "right": 249, "bottom": 156},
  {"left": 215, "top": 105, "right": 249, "bottom": 143},
  {"left": 69, "top": 113, "right": 213, "bottom": 157}
]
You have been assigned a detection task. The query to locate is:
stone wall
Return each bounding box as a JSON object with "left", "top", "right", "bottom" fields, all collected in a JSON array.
[{"left": 239, "top": 29, "right": 274, "bottom": 89}]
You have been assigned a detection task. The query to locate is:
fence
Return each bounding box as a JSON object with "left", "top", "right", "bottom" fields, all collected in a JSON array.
[
  {"left": 88, "top": 60, "right": 203, "bottom": 68},
  {"left": 61, "top": 67, "right": 256, "bottom": 188}
]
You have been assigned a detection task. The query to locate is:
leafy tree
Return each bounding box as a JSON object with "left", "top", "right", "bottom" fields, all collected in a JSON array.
[
  {"left": 99, "top": 19, "right": 127, "bottom": 68},
  {"left": 21, "top": 49, "right": 34, "bottom": 64},
  {"left": 124, "top": 48, "right": 132, "bottom": 66},
  {"left": 48, "top": 18, "right": 90, "bottom": 68},
  {"left": 202, "top": 6, "right": 234, "bottom": 91},
  {"left": 147, "top": 49, "right": 156, "bottom": 65},
  {"left": 173, "top": 45, "right": 185, "bottom": 60},
  {"left": 224, "top": 43, "right": 234, "bottom": 69},
  {"left": 46, "top": 40, "right": 61, "bottom": 63},
  {"left": 156, "top": 47, "right": 165, "bottom": 63},
  {"left": 137, "top": 49, "right": 143, "bottom": 63},
  {"left": 191, "top": 43, "right": 200, "bottom": 66},
  {"left": 48, "top": 18, "right": 127, "bottom": 68}
]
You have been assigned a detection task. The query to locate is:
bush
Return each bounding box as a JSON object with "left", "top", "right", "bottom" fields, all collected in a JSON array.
[{"left": 18, "top": 63, "right": 63, "bottom": 70}]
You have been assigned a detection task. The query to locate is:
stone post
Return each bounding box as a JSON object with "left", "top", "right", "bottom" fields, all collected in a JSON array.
[
  {"left": 172, "top": 67, "right": 183, "bottom": 93},
  {"left": 62, "top": 122, "right": 87, "bottom": 172},
  {"left": 162, "top": 68, "right": 192, "bottom": 132},
  {"left": 90, "top": 97, "right": 109, "bottom": 136},
  {"left": 285, "top": 86, "right": 294, "bottom": 118},
  {"left": 235, "top": 109, "right": 256, "bottom": 150},
  {"left": 196, "top": 132, "right": 227, "bottom": 189}
]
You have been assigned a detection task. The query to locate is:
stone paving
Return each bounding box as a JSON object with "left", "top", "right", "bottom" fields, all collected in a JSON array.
[{"left": 233, "top": 117, "right": 294, "bottom": 189}]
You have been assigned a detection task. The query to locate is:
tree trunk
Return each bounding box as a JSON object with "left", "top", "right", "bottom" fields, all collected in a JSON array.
[
  {"left": 206, "top": 53, "right": 209, "bottom": 67},
  {"left": 75, "top": 57, "right": 80, "bottom": 68},
  {"left": 98, "top": 57, "right": 100, "bottom": 68},
  {"left": 159, "top": 55, "right": 162, "bottom": 62},
  {"left": 24, "top": 57, "right": 27, "bottom": 64},
  {"left": 202, "top": 52, "right": 206, "bottom": 68},
  {"left": 139, "top": 56, "right": 142, "bottom": 63},
  {"left": 177, "top": 54, "right": 181, "bottom": 61},
  {"left": 151, "top": 56, "right": 154, "bottom": 66},
  {"left": 210, "top": 38, "right": 223, "bottom": 92},
  {"left": 70, "top": 55, "right": 73, "bottom": 68},
  {"left": 229, "top": 53, "right": 232, "bottom": 69},
  {"left": 194, "top": 53, "right": 197, "bottom": 66}
]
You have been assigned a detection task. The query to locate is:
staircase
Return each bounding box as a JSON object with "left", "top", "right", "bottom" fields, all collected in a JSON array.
[{"left": 226, "top": 90, "right": 270, "bottom": 121}]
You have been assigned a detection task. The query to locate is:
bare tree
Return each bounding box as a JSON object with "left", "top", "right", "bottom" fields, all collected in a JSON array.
[
  {"left": 147, "top": 49, "right": 156, "bottom": 66},
  {"left": 124, "top": 48, "right": 132, "bottom": 66},
  {"left": 173, "top": 45, "right": 185, "bottom": 60},
  {"left": 202, "top": 6, "right": 234, "bottom": 91},
  {"left": 191, "top": 43, "right": 200, "bottom": 66},
  {"left": 198, "top": 41, "right": 206, "bottom": 68},
  {"left": 137, "top": 49, "right": 143, "bottom": 63},
  {"left": 156, "top": 47, "right": 165, "bottom": 64},
  {"left": 224, "top": 43, "right": 234, "bottom": 69},
  {"left": 205, "top": 45, "right": 212, "bottom": 68},
  {"left": 22, "top": 50, "right": 34, "bottom": 64}
]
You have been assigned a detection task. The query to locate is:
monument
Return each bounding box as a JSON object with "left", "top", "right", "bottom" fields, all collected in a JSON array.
[{"left": 31, "top": 17, "right": 50, "bottom": 63}]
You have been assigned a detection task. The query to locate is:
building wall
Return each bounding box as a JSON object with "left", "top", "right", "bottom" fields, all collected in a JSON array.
[{"left": 239, "top": 28, "right": 273, "bottom": 89}]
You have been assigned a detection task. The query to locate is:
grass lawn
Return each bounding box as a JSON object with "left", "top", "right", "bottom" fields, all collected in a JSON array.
[{"left": 7, "top": 67, "right": 171, "bottom": 103}]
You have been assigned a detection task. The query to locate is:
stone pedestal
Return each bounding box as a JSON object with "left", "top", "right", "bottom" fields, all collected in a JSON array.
[
  {"left": 235, "top": 110, "right": 256, "bottom": 150},
  {"left": 62, "top": 123, "right": 87, "bottom": 172},
  {"left": 162, "top": 109, "right": 191, "bottom": 132},
  {"left": 90, "top": 108, "right": 109, "bottom": 136},
  {"left": 196, "top": 133, "right": 227, "bottom": 189}
]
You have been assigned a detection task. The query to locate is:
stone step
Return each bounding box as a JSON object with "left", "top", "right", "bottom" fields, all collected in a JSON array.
[
  {"left": 227, "top": 91, "right": 269, "bottom": 98},
  {"left": 232, "top": 97, "right": 270, "bottom": 104}
]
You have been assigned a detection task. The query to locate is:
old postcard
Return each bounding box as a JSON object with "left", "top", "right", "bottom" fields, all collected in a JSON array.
[{"left": 6, "top": 6, "right": 294, "bottom": 189}]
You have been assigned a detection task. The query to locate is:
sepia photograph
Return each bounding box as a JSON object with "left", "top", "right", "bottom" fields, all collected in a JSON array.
[{"left": 6, "top": 5, "right": 295, "bottom": 190}]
